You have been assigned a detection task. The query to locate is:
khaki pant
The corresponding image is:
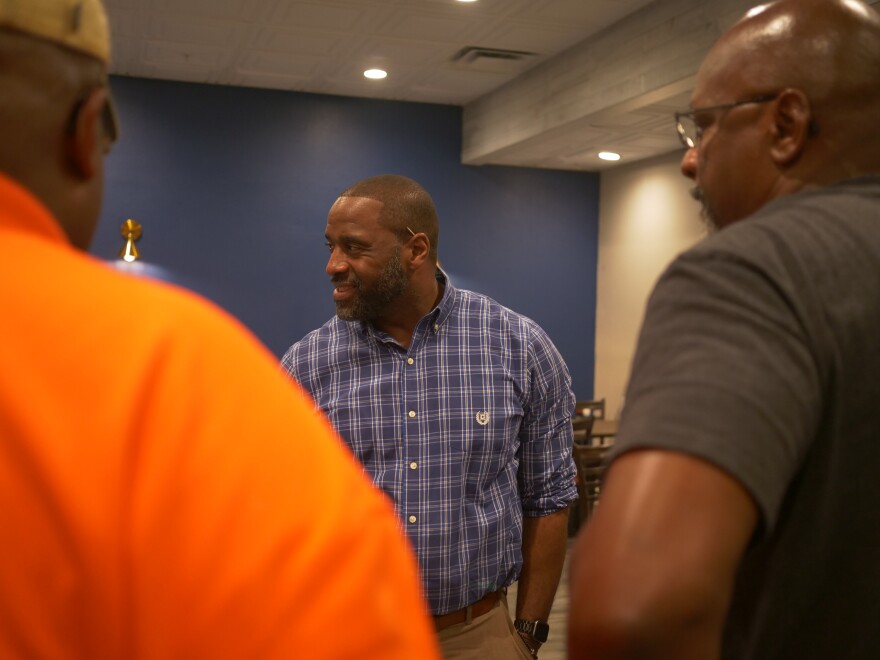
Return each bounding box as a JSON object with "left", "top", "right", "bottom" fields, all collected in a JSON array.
[{"left": 437, "top": 593, "right": 533, "bottom": 660}]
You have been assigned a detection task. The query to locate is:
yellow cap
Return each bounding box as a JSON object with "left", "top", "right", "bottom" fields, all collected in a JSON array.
[{"left": 0, "top": 0, "right": 110, "bottom": 63}]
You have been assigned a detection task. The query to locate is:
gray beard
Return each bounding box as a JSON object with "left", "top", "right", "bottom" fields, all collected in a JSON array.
[
  {"left": 335, "top": 248, "right": 408, "bottom": 323},
  {"left": 690, "top": 186, "right": 720, "bottom": 234}
]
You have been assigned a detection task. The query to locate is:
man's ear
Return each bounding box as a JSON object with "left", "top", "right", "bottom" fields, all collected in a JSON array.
[
  {"left": 407, "top": 232, "right": 432, "bottom": 268},
  {"left": 770, "top": 88, "right": 813, "bottom": 166},
  {"left": 66, "top": 87, "right": 109, "bottom": 179}
]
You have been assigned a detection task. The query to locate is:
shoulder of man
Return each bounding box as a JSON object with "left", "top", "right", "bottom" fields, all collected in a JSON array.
[
  {"left": 280, "top": 315, "right": 357, "bottom": 374},
  {"left": 454, "top": 287, "right": 546, "bottom": 334},
  {"left": 682, "top": 178, "right": 880, "bottom": 268}
]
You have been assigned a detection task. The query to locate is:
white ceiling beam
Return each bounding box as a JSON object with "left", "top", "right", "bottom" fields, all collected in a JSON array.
[{"left": 461, "top": 0, "right": 756, "bottom": 169}]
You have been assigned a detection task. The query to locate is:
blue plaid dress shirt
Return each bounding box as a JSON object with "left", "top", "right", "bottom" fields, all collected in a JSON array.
[{"left": 281, "top": 270, "right": 577, "bottom": 615}]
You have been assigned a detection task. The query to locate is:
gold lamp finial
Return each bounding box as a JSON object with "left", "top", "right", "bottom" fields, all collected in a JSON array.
[{"left": 118, "top": 219, "right": 142, "bottom": 262}]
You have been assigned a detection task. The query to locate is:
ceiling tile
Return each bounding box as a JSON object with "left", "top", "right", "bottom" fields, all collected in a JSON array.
[
  {"left": 267, "top": 1, "right": 370, "bottom": 31},
  {"left": 143, "top": 40, "right": 229, "bottom": 69},
  {"left": 237, "top": 50, "right": 326, "bottom": 77}
]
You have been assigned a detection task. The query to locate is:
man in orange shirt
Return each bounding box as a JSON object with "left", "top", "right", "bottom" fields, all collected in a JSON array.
[{"left": 0, "top": 2, "right": 439, "bottom": 658}]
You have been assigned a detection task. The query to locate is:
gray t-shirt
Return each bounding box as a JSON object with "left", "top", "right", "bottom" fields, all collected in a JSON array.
[{"left": 614, "top": 176, "right": 880, "bottom": 658}]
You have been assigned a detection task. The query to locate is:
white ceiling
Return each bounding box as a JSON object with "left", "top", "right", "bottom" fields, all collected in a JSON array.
[
  {"left": 103, "top": 0, "right": 880, "bottom": 172},
  {"left": 106, "top": 0, "right": 657, "bottom": 104}
]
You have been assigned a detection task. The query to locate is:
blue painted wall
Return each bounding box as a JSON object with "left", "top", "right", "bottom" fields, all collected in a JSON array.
[{"left": 92, "top": 76, "right": 600, "bottom": 397}]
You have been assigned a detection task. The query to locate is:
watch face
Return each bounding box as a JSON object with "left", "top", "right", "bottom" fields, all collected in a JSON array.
[
  {"left": 533, "top": 621, "right": 550, "bottom": 643},
  {"left": 516, "top": 619, "right": 550, "bottom": 643}
]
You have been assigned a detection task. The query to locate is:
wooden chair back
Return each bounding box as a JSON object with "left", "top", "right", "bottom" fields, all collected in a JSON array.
[
  {"left": 572, "top": 443, "right": 612, "bottom": 526},
  {"left": 575, "top": 398, "right": 606, "bottom": 420}
]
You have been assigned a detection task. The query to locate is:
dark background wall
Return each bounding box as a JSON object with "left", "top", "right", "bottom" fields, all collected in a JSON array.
[{"left": 91, "top": 76, "right": 600, "bottom": 397}]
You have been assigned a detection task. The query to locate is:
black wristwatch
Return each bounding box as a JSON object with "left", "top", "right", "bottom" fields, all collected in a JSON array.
[{"left": 514, "top": 618, "right": 550, "bottom": 643}]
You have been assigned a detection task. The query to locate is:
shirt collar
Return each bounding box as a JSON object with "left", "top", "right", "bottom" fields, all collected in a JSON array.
[
  {"left": 432, "top": 266, "right": 457, "bottom": 331},
  {"left": 0, "top": 172, "right": 70, "bottom": 246}
]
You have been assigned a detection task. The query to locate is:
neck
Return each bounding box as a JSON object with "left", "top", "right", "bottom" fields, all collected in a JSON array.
[{"left": 374, "top": 269, "right": 442, "bottom": 349}]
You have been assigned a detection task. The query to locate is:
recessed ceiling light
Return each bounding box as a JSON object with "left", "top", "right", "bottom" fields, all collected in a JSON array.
[
  {"left": 456, "top": 0, "right": 479, "bottom": 3},
  {"left": 598, "top": 151, "right": 621, "bottom": 161},
  {"left": 364, "top": 69, "right": 387, "bottom": 80}
]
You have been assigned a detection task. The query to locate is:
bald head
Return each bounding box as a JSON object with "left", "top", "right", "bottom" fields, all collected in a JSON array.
[
  {"left": 681, "top": 0, "right": 880, "bottom": 228},
  {"left": 340, "top": 175, "right": 440, "bottom": 262},
  {"left": 700, "top": 0, "right": 880, "bottom": 173}
]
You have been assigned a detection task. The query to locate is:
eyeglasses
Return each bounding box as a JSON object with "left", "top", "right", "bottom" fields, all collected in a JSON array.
[{"left": 674, "top": 94, "right": 779, "bottom": 149}]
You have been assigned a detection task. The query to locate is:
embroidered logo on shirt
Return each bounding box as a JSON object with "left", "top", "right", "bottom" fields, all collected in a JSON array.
[{"left": 475, "top": 411, "right": 490, "bottom": 426}]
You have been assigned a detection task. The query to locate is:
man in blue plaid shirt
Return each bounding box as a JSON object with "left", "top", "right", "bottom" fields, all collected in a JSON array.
[{"left": 282, "top": 174, "right": 577, "bottom": 659}]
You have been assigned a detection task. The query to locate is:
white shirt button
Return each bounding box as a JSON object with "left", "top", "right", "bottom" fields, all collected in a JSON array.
[
  {"left": 410, "top": 462, "right": 418, "bottom": 470},
  {"left": 408, "top": 515, "right": 417, "bottom": 524},
  {"left": 407, "top": 357, "right": 414, "bottom": 365},
  {"left": 408, "top": 410, "right": 416, "bottom": 418}
]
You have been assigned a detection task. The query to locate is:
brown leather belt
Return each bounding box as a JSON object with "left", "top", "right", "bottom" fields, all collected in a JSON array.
[{"left": 433, "top": 590, "right": 503, "bottom": 631}]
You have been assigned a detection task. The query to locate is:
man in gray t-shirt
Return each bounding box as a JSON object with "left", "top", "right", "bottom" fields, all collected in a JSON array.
[{"left": 568, "top": 1, "right": 880, "bottom": 659}]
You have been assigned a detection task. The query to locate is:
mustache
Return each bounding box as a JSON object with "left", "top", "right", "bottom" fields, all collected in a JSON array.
[{"left": 331, "top": 275, "right": 360, "bottom": 287}]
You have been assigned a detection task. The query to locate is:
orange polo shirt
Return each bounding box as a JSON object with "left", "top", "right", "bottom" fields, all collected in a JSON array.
[{"left": 0, "top": 173, "right": 439, "bottom": 659}]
